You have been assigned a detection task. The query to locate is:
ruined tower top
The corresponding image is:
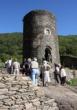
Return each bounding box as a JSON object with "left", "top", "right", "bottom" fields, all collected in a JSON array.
[{"left": 23, "top": 10, "right": 55, "bottom": 21}]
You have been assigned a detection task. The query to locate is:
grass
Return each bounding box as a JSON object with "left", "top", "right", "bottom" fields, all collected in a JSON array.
[{"left": 67, "top": 78, "right": 77, "bottom": 86}]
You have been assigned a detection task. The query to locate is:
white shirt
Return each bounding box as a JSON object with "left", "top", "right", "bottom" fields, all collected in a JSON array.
[
  {"left": 43, "top": 63, "right": 51, "bottom": 71},
  {"left": 55, "top": 66, "right": 60, "bottom": 73},
  {"left": 31, "top": 61, "right": 39, "bottom": 69},
  {"left": 60, "top": 68, "right": 66, "bottom": 77},
  {"left": 13, "top": 61, "right": 20, "bottom": 69}
]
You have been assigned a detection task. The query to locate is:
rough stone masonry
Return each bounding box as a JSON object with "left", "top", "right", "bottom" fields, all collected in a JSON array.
[
  {"left": 0, "top": 73, "right": 59, "bottom": 110},
  {"left": 23, "top": 10, "right": 60, "bottom": 65}
]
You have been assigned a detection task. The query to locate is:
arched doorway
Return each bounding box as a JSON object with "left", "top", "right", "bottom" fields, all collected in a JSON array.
[{"left": 44, "top": 45, "right": 52, "bottom": 62}]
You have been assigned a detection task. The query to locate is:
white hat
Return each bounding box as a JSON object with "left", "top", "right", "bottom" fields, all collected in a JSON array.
[
  {"left": 43, "top": 60, "right": 47, "bottom": 64},
  {"left": 33, "top": 57, "right": 37, "bottom": 61}
]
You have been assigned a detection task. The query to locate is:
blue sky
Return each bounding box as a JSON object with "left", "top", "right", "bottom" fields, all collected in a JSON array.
[{"left": 0, "top": 0, "right": 77, "bottom": 35}]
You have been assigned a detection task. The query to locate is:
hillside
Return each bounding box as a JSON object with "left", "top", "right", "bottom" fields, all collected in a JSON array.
[
  {"left": 0, "top": 33, "right": 23, "bottom": 62},
  {"left": 0, "top": 33, "right": 77, "bottom": 62}
]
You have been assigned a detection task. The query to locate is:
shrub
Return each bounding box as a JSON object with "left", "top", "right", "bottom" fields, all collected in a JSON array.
[{"left": 67, "top": 78, "right": 77, "bottom": 86}]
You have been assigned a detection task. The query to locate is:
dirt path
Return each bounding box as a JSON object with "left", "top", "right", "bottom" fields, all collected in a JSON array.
[{"left": 44, "top": 85, "right": 77, "bottom": 110}]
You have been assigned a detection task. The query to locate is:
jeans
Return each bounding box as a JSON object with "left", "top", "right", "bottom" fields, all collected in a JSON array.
[{"left": 31, "top": 69, "right": 40, "bottom": 86}]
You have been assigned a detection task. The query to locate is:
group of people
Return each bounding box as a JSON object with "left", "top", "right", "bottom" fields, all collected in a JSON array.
[
  {"left": 5, "top": 57, "right": 67, "bottom": 86},
  {"left": 22, "top": 57, "right": 52, "bottom": 86},
  {"left": 5, "top": 58, "right": 20, "bottom": 75},
  {"left": 54, "top": 63, "right": 67, "bottom": 86}
]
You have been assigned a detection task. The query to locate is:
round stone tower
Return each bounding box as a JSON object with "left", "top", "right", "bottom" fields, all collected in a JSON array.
[{"left": 23, "top": 10, "right": 60, "bottom": 65}]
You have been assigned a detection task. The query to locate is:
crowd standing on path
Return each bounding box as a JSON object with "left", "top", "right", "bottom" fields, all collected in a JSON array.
[
  {"left": 5, "top": 58, "right": 20, "bottom": 75},
  {"left": 5, "top": 57, "right": 67, "bottom": 87}
]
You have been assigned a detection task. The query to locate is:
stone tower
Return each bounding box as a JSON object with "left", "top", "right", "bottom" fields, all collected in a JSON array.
[{"left": 23, "top": 10, "right": 60, "bottom": 65}]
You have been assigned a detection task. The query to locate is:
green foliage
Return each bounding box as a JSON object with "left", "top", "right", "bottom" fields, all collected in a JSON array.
[
  {"left": 67, "top": 78, "right": 77, "bottom": 86},
  {"left": 0, "top": 32, "right": 23, "bottom": 62},
  {"left": 59, "top": 35, "right": 77, "bottom": 56},
  {"left": 0, "top": 62, "right": 5, "bottom": 69}
]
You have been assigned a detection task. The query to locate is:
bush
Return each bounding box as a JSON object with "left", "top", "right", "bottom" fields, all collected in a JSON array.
[
  {"left": 0, "top": 62, "right": 5, "bottom": 69},
  {"left": 67, "top": 78, "right": 77, "bottom": 86}
]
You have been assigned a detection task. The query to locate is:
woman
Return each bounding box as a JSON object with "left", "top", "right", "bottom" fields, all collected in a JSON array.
[{"left": 42, "top": 60, "right": 51, "bottom": 86}]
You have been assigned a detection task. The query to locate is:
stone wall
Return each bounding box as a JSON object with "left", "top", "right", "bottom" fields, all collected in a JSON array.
[
  {"left": 60, "top": 55, "right": 77, "bottom": 69},
  {"left": 0, "top": 73, "right": 59, "bottom": 110},
  {"left": 65, "top": 68, "right": 77, "bottom": 81}
]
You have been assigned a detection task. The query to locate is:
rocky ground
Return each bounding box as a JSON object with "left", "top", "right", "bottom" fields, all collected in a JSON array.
[
  {"left": 0, "top": 73, "right": 59, "bottom": 110},
  {"left": 0, "top": 70, "right": 77, "bottom": 110}
]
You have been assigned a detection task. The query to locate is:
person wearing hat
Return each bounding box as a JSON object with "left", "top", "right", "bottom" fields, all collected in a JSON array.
[
  {"left": 42, "top": 60, "right": 51, "bottom": 86},
  {"left": 31, "top": 57, "right": 40, "bottom": 86}
]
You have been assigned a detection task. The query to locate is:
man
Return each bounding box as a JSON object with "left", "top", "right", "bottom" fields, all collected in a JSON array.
[
  {"left": 31, "top": 58, "right": 40, "bottom": 86},
  {"left": 5, "top": 58, "right": 13, "bottom": 74},
  {"left": 60, "top": 65, "right": 67, "bottom": 86},
  {"left": 54, "top": 63, "right": 61, "bottom": 85}
]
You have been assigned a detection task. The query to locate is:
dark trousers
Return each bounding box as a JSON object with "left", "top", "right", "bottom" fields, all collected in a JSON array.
[
  {"left": 61, "top": 76, "right": 66, "bottom": 85},
  {"left": 54, "top": 74, "right": 61, "bottom": 84}
]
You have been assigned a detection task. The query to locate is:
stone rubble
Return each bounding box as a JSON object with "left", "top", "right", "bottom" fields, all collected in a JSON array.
[{"left": 0, "top": 73, "right": 59, "bottom": 110}]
